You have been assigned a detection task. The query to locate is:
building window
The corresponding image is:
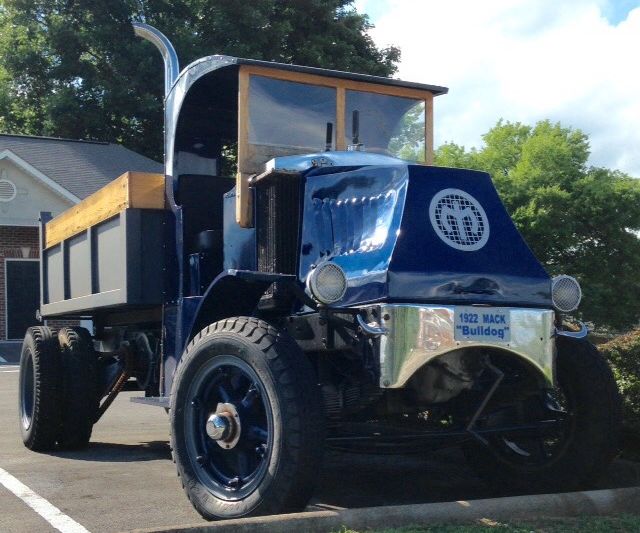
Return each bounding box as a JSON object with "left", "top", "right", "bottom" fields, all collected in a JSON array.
[{"left": 0, "top": 179, "right": 17, "bottom": 202}]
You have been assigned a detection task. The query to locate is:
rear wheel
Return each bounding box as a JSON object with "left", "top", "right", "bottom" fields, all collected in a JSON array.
[
  {"left": 19, "top": 326, "right": 62, "bottom": 451},
  {"left": 464, "top": 337, "right": 621, "bottom": 492},
  {"left": 170, "top": 317, "right": 324, "bottom": 520},
  {"left": 57, "top": 327, "right": 99, "bottom": 449}
]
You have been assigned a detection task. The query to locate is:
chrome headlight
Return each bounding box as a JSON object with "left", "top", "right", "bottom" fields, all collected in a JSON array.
[
  {"left": 307, "top": 262, "right": 347, "bottom": 304},
  {"left": 551, "top": 275, "right": 582, "bottom": 312}
]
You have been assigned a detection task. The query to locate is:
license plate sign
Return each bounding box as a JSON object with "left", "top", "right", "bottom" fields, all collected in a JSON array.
[{"left": 454, "top": 307, "right": 511, "bottom": 342}]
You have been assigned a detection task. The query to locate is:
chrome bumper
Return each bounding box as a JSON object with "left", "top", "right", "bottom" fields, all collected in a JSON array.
[{"left": 364, "top": 304, "right": 556, "bottom": 389}]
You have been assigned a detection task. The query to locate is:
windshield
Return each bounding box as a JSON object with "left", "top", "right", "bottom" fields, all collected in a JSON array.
[
  {"left": 247, "top": 75, "right": 427, "bottom": 162},
  {"left": 345, "top": 90, "right": 425, "bottom": 162},
  {"left": 249, "top": 76, "right": 336, "bottom": 151}
]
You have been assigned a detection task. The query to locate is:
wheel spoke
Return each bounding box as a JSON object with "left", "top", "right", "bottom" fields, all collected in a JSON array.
[
  {"left": 241, "top": 383, "right": 259, "bottom": 408},
  {"left": 229, "top": 371, "right": 245, "bottom": 396},
  {"left": 246, "top": 424, "right": 268, "bottom": 443},
  {"left": 216, "top": 384, "right": 231, "bottom": 403},
  {"left": 236, "top": 450, "right": 249, "bottom": 479}
]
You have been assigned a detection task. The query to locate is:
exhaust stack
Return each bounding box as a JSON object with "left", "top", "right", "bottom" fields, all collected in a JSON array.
[{"left": 133, "top": 22, "right": 179, "bottom": 98}]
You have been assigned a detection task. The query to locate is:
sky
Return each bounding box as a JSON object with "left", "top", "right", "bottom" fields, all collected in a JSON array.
[{"left": 355, "top": 0, "right": 640, "bottom": 176}]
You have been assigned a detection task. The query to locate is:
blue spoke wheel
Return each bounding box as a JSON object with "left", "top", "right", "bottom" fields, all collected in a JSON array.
[
  {"left": 170, "top": 318, "right": 324, "bottom": 520},
  {"left": 185, "top": 356, "right": 272, "bottom": 499}
]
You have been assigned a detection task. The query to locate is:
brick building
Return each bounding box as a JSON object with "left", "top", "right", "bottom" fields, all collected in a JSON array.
[{"left": 0, "top": 133, "right": 161, "bottom": 359}]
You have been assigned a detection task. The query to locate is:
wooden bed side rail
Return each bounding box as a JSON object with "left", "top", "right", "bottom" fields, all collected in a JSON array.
[{"left": 44, "top": 171, "right": 166, "bottom": 249}]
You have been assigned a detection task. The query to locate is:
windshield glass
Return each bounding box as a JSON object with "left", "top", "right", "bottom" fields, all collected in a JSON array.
[
  {"left": 245, "top": 74, "right": 428, "bottom": 168},
  {"left": 249, "top": 76, "right": 336, "bottom": 150},
  {"left": 345, "top": 90, "right": 425, "bottom": 162}
]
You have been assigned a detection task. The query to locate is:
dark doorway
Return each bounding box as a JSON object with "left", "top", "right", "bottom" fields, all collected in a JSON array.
[{"left": 6, "top": 260, "right": 39, "bottom": 340}]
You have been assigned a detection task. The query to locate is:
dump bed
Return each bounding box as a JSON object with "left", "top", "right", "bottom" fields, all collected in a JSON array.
[{"left": 40, "top": 172, "right": 168, "bottom": 318}]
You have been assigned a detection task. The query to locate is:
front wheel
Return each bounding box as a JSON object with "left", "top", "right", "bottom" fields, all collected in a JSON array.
[
  {"left": 464, "top": 337, "right": 621, "bottom": 493},
  {"left": 170, "top": 317, "right": 324, "bottom": 520}
]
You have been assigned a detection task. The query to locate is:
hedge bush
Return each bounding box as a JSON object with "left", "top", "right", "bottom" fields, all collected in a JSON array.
[{"left": 599, "top": 330, "right": 640, "bottom": 436}]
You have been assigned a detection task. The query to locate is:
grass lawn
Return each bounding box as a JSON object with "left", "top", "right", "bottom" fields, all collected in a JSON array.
[{"left": 334, "top": 514, "right": 640, "bottom": 532}]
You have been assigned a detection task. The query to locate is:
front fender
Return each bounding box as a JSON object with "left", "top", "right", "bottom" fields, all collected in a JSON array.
[{"left": 184, "top": 270, "right": 296, "bottom": 351}]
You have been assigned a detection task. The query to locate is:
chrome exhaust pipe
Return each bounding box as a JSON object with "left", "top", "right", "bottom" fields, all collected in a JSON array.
[{"left": 133, "top": 22, "right": 179, "bottom": 98}]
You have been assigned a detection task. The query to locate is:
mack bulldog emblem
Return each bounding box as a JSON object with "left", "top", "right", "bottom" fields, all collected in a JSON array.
[{"left": 429, "top": 188, "right": 489, "bottom": 251}]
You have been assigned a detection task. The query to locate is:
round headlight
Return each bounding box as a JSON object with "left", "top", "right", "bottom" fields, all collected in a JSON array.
[
  {"left": 551, "top": 275, "right": 582, "bottom": 312},
  {"left": 307, "top": 262, "right": 347, "bottom": 304}
]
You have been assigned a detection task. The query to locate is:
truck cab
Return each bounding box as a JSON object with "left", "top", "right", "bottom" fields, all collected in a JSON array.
[{"left": 18, "top": 23, "right": 620, "bottom": 521}]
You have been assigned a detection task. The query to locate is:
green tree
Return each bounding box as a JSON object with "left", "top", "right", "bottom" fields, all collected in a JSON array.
[
  {"left": 435, "top": 119, "right": 640, "bottom": 331},
  {"left": 0, "top": 0, "right": 400, "bottom": 160},
  {"left": 388, "top": 102, "right": 425, "bottom": 162}
]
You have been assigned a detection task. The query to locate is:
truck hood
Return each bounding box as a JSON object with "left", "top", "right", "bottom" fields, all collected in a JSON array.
[{"left": 299, "top": 164, "right": 552, "bottom": 307}]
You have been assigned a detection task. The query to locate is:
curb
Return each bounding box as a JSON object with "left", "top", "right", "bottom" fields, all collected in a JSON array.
[{"left": 126, "top": 486, "right": 640, "bottom": 533}]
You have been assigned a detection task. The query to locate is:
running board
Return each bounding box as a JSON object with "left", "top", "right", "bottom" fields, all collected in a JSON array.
[{"left": 130, "top": 396, "right": 170, "bottom": 408}]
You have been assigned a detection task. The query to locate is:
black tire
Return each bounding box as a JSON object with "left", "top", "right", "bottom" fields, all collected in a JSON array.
[
  {"left": 57, "top": 327, "right": 99, "bottom": 449},
  {"left": 170, "top": 317, "right": 324, "bottom": 520},
  {"left": 19, "top": 326, "right": 62, "bottom": 451},
  {"left": 464, "top": 337, "right": 622, "bottom": 493}
]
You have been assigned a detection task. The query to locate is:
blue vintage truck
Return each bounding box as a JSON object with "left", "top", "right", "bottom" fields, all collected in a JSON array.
[{"left": 18, "top": 23, "right": 620, "bottom": 520}]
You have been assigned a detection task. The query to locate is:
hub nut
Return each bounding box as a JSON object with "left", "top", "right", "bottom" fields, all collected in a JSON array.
[
  {"left": 206, "top": 414, "right": 230, "bottom": 441},
  {"left": 205, "top": 403, "right": 242, "bottom": 449}
]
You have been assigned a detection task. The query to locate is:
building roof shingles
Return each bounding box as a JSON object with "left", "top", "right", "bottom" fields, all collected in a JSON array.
[{"left": 0, "top": 133, "right": 162, "bottom": 199}]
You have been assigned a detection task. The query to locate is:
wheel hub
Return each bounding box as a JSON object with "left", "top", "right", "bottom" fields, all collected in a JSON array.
[{"left": 206, "top": 402, "right": 241, "bottom": 449}]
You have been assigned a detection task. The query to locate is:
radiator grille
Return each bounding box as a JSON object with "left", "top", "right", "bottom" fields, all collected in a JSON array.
[{"left": 256, "top": 174, "right": 301, "bottom": 305}]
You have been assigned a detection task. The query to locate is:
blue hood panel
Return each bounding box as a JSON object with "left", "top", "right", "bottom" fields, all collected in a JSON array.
[{"left": 300, "top": 165, "right": 551, "bottom": 307}]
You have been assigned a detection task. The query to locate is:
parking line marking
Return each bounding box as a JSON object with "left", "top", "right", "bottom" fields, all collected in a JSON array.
[
  {"left": 0, "top": 369, "right": 19, "bottom": 373},
  {"left": 0, "top": 467, "right": 91, "bottom": 533}
]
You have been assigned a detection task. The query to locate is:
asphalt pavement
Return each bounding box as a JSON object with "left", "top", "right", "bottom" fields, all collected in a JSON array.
[{"left": 1, "top": 364, "right": 639, "bottom": 533}]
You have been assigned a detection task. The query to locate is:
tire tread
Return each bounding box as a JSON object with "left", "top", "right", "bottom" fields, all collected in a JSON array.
[
  {"left": 19, "top": 326, "right": 61, "bottom": 451},
  {"left": 57, "top": 327, "right": 99, "bottom": 449}
]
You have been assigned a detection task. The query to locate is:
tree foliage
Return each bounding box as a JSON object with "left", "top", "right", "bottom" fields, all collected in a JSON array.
[
  {"left": 388, "top": 102, "right": 425, "bottom": 162},
  {"left": 600, "top": 330, "right": 640, "bottom": 435},
  {"left": 0, "top": 0, "right": 400, "bottom": 160},
  {"left": 435, "top": 119, "right": 640, "bottom": 330}
]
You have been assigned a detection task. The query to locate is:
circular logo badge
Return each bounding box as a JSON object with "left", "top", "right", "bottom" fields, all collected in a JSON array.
[{"left": 429, "top": 188, "right": 490, "bottom": 251}]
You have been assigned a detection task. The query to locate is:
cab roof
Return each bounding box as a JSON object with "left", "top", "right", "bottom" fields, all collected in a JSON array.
[{"left": 176, "top": 55, "right": 448, "bottom": 96}]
